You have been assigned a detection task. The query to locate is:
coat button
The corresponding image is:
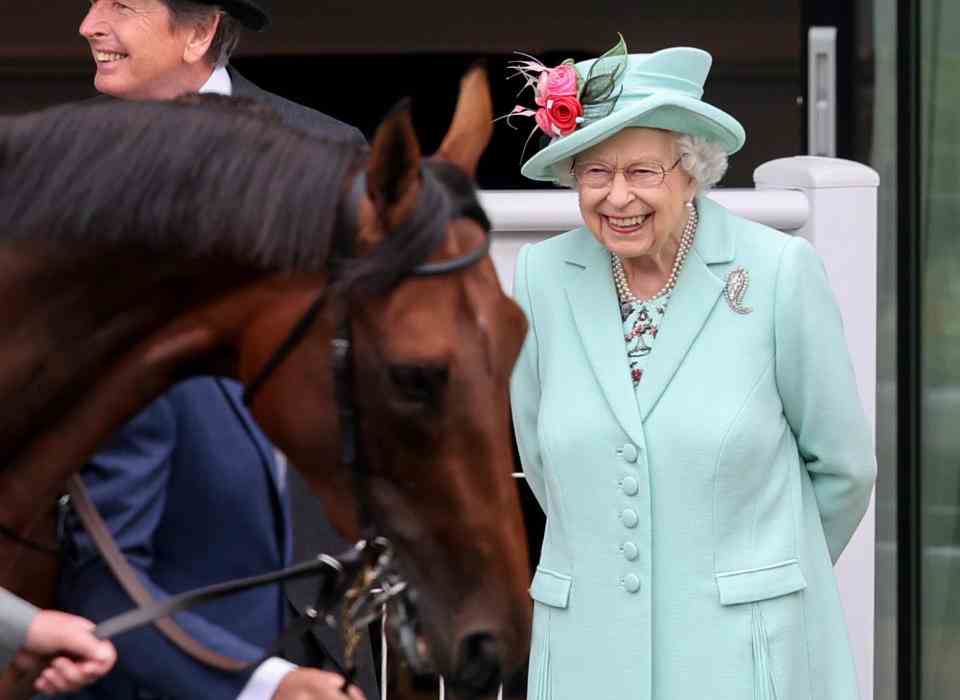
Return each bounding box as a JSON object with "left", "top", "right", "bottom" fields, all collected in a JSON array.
[
  {"left": 620, "top": 508, "right": 639, "bottom": 528},
  {"left": 620, "top": 444, "right": 639, "bottom": 462},
  {"left": 622, "top": 542, "right": 639, "bottom": 561},
  {"left": 621, "top": 476, "right": 639, "bottom": 496},
  {"left": 623, "top": 574, "right": 641, "bottom": 593}
]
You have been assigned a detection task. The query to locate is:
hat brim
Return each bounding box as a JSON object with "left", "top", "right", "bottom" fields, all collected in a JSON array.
[
  {"left": 220, "top": 0, "right": 269, "bottom": 30},
  {"left": 520, "top": 94, "right": 746, "bottom": 183}
]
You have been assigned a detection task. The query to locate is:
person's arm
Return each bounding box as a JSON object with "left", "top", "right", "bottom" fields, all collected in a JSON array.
[
  {"left": 59, "top": 396, "right": 289, "bottom": 699},
  {"left": 510, "top": 244, "right": 548, "bottom": 512},
  {"left": 0, "top": 588, "right": 36, "bottom": 670},
  {"left": 1, "top": 590, "right": 117, "bottom": 694},
  {"left": 773, "top": 236, "right": 877, "bottom": 563},
  {"left": 22, "top": 609, "right": 117, "bottom": 694}
]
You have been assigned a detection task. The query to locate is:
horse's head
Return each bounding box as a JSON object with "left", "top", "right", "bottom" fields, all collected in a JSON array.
[{"left": 244, "top": 68, "right": 531, "bottom": 698}]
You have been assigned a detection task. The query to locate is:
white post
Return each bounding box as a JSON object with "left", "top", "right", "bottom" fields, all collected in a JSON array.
[{"left": 755, "top": 156, "right": 879, "bottom": 700}]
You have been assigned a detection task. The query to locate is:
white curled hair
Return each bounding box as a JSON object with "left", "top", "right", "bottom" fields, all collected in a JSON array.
[
  {"left": 674, "top": 133, "right": 728, "bottom": 194},
  {"left": 549, "top": 129, "right": 729, "bottom": 193}
]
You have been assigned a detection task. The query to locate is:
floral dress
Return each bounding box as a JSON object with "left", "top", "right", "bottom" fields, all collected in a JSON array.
[{"left": 620, "top": 292, "right": 671, "bottom": 388}]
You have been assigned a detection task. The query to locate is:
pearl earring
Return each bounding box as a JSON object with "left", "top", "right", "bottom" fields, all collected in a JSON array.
[{"left": 685, "top": 200, "right": 694, "bottom": 210}]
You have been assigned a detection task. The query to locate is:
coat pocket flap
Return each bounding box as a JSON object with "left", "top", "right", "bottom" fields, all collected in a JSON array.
[
  {"left": 715, "top": 559, "right": 807, "bottom": 605},
  {"left": 529, "top": 566, "right": 572, "bottom": 608}
]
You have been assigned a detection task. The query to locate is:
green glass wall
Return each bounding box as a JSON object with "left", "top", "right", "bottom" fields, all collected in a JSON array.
[
  {"left": 919, "top": 0, "right": 960, "bottom": 697},
  {"left": 856, "top": 1, "right": 899, "bottom": 698}
]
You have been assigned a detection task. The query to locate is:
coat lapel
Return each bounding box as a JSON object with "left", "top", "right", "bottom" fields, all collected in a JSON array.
[
  {"left": 216, "top": 380, "right": 285, "bottom": 498},
  {"left": 216, "top": 379, "right": 292, "bottom": 560},
  {"left": 565, "top": 230, "right": 646, "bottom": 447},
  {"left": 634, "top": 197, "right": 735, "bottom": 421}
]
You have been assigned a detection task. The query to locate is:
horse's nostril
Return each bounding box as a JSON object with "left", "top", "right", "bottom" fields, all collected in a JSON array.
[{"left": 452, "top": 631, "right": 502, "bottom": 698}]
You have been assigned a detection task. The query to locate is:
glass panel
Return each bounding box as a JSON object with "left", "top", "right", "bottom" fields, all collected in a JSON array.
[
  {"left": 919, "top": 0, "right": 960, "bottom": 697},
  {"left": 853, "top": 1, "right": 899, "bottom": 698}
]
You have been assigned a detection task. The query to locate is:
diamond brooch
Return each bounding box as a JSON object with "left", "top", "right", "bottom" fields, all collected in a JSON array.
[{"left": 724, "top": 267, "right": 753, "bottom": 315}]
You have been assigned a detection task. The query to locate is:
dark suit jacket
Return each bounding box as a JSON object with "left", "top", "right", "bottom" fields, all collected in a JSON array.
[
  {"left": 55, "top": 70, "right": 376, "bottom": 700},
  {"left": 58, "top": 378, "right": 291, "bottom": 698},
  {"left": 228, "top": 67, "right": 365, "bottom": 145}
]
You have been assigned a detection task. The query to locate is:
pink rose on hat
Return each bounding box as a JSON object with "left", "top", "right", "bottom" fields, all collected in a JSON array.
[
  {"left": 502, "top": 55, "right": 593, "bottom": 144},
  {"left": 535, "top": 64, "right": 579, "bottom": 107},
  {"left": 544, "top": 64, "right": 579, "bottom": 97}
]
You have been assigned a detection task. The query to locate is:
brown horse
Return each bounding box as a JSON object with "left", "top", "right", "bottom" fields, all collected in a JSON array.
[{"left": 0, "top": 68, "right": 530, "bottom": 699}]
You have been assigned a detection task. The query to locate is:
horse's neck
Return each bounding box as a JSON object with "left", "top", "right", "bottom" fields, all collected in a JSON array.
[{"left": 0, "top": 244, "right": 271, "bottom": 526}]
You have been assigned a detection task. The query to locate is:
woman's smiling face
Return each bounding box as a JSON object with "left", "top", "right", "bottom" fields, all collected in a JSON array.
[{"left": 574, "top": 127, "right": 696, "bottom": 262}]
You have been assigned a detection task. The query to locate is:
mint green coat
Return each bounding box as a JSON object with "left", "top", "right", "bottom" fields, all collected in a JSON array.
[{"left": 510, "top": 196, "right": 876, "bottom": 700}]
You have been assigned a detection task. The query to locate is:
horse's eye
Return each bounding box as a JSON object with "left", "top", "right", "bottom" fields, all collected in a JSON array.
[{"left": 388, "top": 364, "right": 449, "bottom": 404}]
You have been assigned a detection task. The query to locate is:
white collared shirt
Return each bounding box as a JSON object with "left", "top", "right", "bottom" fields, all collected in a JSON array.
[{"left": 198, "top": 64, "right": 233, "bottom": 96}]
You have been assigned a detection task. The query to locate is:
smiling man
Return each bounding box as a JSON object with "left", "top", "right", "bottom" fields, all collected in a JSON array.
[
  {"left": 78, "top": 0, "right": 366, "bottom": 135},
  {"left": 59, "top": 2, "right": 377, "bottom": 700},
  {"left": 80, "top": 0, "right": 236, "bottom": 99}
]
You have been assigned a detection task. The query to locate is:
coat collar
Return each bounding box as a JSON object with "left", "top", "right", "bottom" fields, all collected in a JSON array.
[
  {"left": 564, "top": 196, "right": 734, "bottom": 432},
  {"left": 226, "top": 66, "right": 265, "bottom": 101}
]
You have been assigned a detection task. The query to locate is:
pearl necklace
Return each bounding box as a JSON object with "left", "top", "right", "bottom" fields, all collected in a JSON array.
[{"left": 611, "top": 204, "right": 698, "bottom": 305}]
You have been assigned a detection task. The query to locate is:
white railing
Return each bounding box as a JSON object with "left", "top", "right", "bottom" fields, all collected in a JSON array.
[{"left": 477, "top": 155, "right": 880, "bottom": 700}]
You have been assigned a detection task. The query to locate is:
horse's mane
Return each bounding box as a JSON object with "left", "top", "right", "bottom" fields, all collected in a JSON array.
[{"left": 0, "top": 96, "right": 368, "bottom": 274}]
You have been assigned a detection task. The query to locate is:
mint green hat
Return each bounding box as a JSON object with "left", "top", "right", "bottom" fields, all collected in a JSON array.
[{"left": 520, "top": 46, "right": 746, "bottom": 183}]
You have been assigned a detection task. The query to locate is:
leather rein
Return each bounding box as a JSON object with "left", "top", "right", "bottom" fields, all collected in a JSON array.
[{"left": 2, "top": 166, "right": 491, "bottom": 680}]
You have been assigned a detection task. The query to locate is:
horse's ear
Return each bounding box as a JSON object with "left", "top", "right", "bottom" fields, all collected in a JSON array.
[
  {"left": 367, "top": 100, "right": 422, "bottom": 220},
  {"left": 436, "top": 65, "right": 493, "bottom": 179}
]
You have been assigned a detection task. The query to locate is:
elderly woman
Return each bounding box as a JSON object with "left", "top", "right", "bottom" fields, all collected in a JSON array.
[{"left": 509, "top": 42, "right": 876, "bottom": 700}]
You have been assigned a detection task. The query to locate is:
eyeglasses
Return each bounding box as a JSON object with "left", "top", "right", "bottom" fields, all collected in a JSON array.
[{"left": 571, "top": 157, "right": 684, "bottom": 190}]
